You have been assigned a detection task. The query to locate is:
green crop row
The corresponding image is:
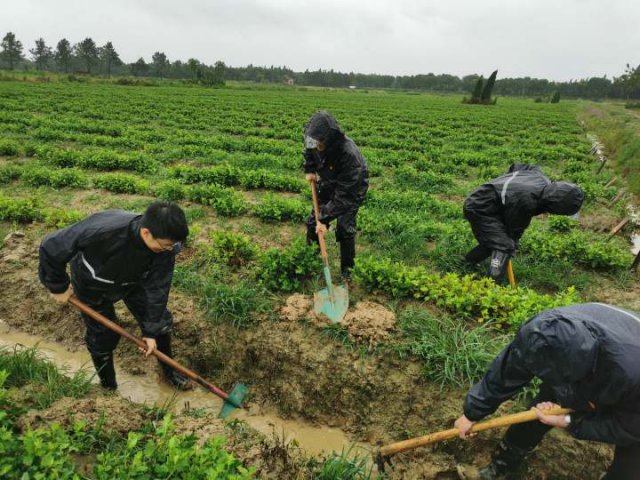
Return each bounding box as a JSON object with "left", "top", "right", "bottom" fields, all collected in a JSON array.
[{"left": 354, "top": 255, "right": 579, "bottom": 328}]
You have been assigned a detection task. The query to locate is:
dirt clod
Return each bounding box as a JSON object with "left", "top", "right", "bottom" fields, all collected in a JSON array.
[
  {"left": 280, "top": 294, "right": 313, "bottom": 322},
  {"left": 342, "top": 301, "right": 396, "bottom": 347}
]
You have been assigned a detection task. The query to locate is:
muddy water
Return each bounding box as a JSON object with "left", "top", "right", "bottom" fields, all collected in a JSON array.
[{"left": 0, "top": 327, "right": 372, "bottom": 458}]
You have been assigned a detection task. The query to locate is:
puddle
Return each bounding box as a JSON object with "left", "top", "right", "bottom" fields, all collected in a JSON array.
[{"left": 0, "top": 327, "right": 372, "bottom": 458}]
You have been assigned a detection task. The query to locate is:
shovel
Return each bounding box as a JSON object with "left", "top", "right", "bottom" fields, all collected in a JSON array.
[
  {"left": 309, "top": 178, "right": 349, "bottom": 323},
  {"left": 375, "top": 406, "right": 572, "bottom": 471},
  {"left": 68, "top": 295, "right": 248, "bottom": 418}
]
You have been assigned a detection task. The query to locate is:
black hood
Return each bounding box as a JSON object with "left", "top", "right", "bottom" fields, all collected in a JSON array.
[
  {"left": 520, "top": 315, "right": 598, "bottom": 384},
  {"left": 541, "top": 182, "right": 584, "bottom": 215},
  {"left": 304, "top": 111, "right": 345, "bottom": 150}
]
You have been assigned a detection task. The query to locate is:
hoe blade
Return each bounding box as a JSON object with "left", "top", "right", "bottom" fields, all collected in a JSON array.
[
  {"left": 313, "top": 285, "right": 349, "bottom": 323},
  {"left": 218, "top": 383, "right": 249, "bottom": 418}
]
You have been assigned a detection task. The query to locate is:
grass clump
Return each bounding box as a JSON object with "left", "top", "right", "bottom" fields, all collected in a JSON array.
[{"left": 397, "top": 308, "right": 508, "bottom": 387}]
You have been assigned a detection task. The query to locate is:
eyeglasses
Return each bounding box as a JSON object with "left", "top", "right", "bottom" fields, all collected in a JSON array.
[{"left": 154, "top": 238, "right": 181, "bottom": 252}]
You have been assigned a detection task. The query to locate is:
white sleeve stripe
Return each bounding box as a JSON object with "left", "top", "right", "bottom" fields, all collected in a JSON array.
[
  {"left": 501, "top": 171, "right": 519, "bottom": 206},
  {"left": 591, "top": 303, "right": 640, "bottom": 324},
  {"left": 81, "top": 253, "right": 115, "bottom": 284}
]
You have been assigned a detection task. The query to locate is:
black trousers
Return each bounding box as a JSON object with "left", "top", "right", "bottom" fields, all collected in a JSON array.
[
  {"left": 72, "top": 280, "right": 173, "bottom": 355},
  {"left": 504, "top": 385, "right": 640, "bottom": 479}
]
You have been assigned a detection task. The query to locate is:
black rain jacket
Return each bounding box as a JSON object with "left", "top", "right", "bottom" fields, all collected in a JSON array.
[
  {"left": 38, "top": 210, "right": 177, "bottom": 338},
  {"left": 463, "top": 164, "right": 584, "bottom": 253},
  {"left": 303, "top": 111, "right": 369, "bottom": 224},
  {"left": 464, "top": 303, "right": 640, "bottom": 447}
]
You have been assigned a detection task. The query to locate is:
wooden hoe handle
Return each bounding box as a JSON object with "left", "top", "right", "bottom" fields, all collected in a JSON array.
[
  {"left": 309, "top": 178, "right": 329, "bottom": 259},
  {"left": 68, "top": 295, "right": 234, "bottom": 403},
  {"left": 379, "top": 407, "right": 572, "bottom": 457}
]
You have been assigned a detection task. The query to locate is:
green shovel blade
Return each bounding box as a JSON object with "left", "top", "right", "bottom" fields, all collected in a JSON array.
[
  {"left": 314, "top": 285, "right": 349, "bottom": 323},
  {"left": 218, "top": 383, "right": 249, "bottom": 418}
]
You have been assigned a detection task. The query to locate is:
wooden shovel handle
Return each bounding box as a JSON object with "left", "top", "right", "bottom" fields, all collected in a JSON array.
[
  {"left": 309, "top": 178, "right": 329, "bottom": 260},
  {"left": 379, "top": 407, "right": 572, "bottom": 457},
  {"left": 68, "top": 295, "right": 234, "bottom": 403},
  {"left": 507, "top": 259, "right": 516, "bottom": 288}
]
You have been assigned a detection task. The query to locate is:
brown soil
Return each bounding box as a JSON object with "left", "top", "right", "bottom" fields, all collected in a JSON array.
[
  {"left": 280, "top": 294, "right": 396, "bottom": 347},
  {"left": 18, "top": 394, "right": 148, "bottom": 435},
  {"left": 0, "top": 232, "right": 616, "bottom": 479}
]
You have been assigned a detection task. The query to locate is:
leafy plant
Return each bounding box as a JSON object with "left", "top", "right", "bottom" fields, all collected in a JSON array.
[
  {"left": 253, "top": 194, "right": 307, "bottom": 222},
  {"left": 94, "top": 173, "right": 150, "bottom": 194},
  {"left": 204, "top": 231, "right": 258, "bottom": 268},
  {"left": 256, "top": 237, "right": 320, "bottom": 292}
]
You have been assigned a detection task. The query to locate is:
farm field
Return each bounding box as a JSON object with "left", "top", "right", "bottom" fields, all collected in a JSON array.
[{"left": 0, "top": 80, "right": 637, "bottom": 479}]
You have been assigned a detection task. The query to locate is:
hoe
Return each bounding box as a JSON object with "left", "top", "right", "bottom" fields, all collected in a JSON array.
[
  {"left": 309, "top": 177, "right": 349, "bottom": 323},
  {"left": 69, "top": 296, "right": 248, "bottom": 418},
  {"left": 375, "top": 406, "right": 571, "bottom": 472}
]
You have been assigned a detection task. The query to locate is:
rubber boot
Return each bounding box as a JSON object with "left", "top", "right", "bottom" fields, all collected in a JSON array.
[
  {"left": 478, "top": 439, "right": 531, "bottom": 479},
  {"left": 487, "top": 250, "right": 511, "bottom": 284},
  {"left": 155, "top": 334, "right": 191, "bottom": 390},
  {"left": 90, "top": 351, "right": 117, "bottom": 390},
  {"left": 339, "top": 237, "right": 356, "bottom": 281},
  {"left": 465, "top": 244, "right": 492, "bottom": 264}
]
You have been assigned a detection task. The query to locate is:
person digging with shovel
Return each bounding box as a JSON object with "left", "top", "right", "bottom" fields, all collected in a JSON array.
[
  {"left": 303, "top": 111, "right": 369, "bottom": 281},
  {"left": 38, "top": 201, "right": 191, "bottom": 391},
  {"left": 454, "top": 303, "right": 640, "bottom": 480},
  {"left": 463, "top": 163, "right": 583, "bottom": 284}
]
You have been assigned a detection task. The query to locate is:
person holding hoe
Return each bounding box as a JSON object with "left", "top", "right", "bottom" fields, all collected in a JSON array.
[
  {"left": 38, "top": 201, "right": 191, "bottom": 391},
  {"left": 463, "top": 163, "right": 584, "bottom": 283},
  {"left": 454, "top": 303, "right": 640, "bottom": 479},
  {"left": 303, "top": 111, "right": 369, "bottom": 281}
]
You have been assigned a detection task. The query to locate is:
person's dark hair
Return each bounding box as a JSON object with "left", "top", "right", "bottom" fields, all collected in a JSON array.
[{"left": 141, "top": 201, "right": 189, "bottom": 242}]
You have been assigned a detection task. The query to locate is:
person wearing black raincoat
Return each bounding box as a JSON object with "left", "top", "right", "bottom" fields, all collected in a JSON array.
[
  {"left": 463, "top": 164, "right": 584, "bottom": 283},
  {"left": 303, "top": 111, "right": 369, "bottom": 280},
  {"left": 38, "top": 201, "right": 191, "bottom": 391},
  {"left": 454, "top": 303, "right": 640, "bottom": 479}
]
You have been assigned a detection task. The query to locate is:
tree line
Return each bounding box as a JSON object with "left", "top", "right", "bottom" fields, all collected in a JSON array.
[{"left": 1, "top": 32, "right": 639, "bottom": 99}]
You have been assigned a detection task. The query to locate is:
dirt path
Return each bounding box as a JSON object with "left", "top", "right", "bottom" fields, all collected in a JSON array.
[{"left": 0, "top": 230, "right": 614, "bottom": 479}]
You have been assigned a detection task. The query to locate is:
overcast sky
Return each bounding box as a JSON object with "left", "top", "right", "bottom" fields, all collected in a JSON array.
[{"left": 3, "top": 0, "right": 639, "bottom": 81}]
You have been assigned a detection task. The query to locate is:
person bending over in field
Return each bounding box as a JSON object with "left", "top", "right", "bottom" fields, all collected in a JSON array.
[
  {"left": 463, "top": 163, "right": 583, "bottom": 283},
  {"left": 38, "top": 201, "right": 191, "bottom": 391},
  {"left": 455, "top": 303, "right": 640, "bottom": 480},
  {"left": 303, "top": 111, "right": 369, "bottom": 281}
]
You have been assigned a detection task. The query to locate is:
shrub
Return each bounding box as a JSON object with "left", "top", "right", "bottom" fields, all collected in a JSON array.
[
  {"left": 256, "top": 237, "right": 320, "bottom": 292},
  {"left": 154, "top": 179, "right": 186, "bottom": 201},
  {"left": 93, "top": 416, "right": 254, "bottom": 479},
  {"left": 42, "top": 209, "right": 85, "bottom": 228},
  {"left": 0, "top": 139, "right": 20, "bottom": 156},
  {"left": 353, "top": 255, "right": 579, "bottom": 329},
  {"left": 253, "top": 194, "right": 308, "bottom": 222},
  {"left": 315, "top": 447, "right": 373, "bottom": 480},
  {"left": 0, "top": 165, "right": 22, "bottom": 184},
  {"left": 547, "top": 215, "right": 578, "bottom": 233},
  {"left": 94, "top": 173, "right": 150, "bottom": 194},
  {"left": 0, "top": 195, "right": 40, "bottom": 223},
  {"left": 187, "top": 185, "right": 247, "bottom": 216},
  {"left": 204, "top": 231, "right": 257, "bottom": 268}
]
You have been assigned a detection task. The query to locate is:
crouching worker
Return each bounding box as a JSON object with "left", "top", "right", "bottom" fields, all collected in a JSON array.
[
  {"left": 38, "top": 201, "right": 191, "bottom": 391},
  {"left": 454, "top": 303, "right": 640, "bottom": 479},
  {"left": 303, "top": 111, "right": 369, "bottom": 280},
  {"left": 463, "top": 163, "right": 583, "bottom": 283}
]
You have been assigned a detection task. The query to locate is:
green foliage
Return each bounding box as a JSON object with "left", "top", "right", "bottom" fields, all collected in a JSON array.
[
  {"left": 253, "top": 194, "right": 307, "bottom": 222},
  {"left": 550, "top": 91, "right": 561, "bottom": 103},
  {"left": 353, "top": 255, "right": 579, "bottom": 329},
  {"left": 481, "top": 70, "right": 498, "bottom": 102},
  {"left": 0, "top": 195, "right": 40, "bottom": 222},
  {"left": 314, "top": 447, "right": 373, "bottom": 480},
  {"left": 0, "top": 139, "right": 20, "bottom": 156},
  {"left": 205, "top": 231, "right": 257, "bottom": 268},
  {"left": 93, "top": 416, "right": 254, "bottom": 479},
  {"left": 256, "top": 237, "right": 320, "bottom": 292},
  {"left": 0, "top": 164, "right": 22, "bottom": 184},
  {"left": 154, "top": 179, "right": 187, "bottom": 201},
  {"left": 0, "top": 346, "right": 92, "bottom": 409},
  {"left": 199, "top": 278, "right": 272, "bottom": 329},
  {"left": 169, "top": 164, "right": 303, "bottom": 192},
  {"left": 42, "top": 208, "right": 85, "bottom": 228},
  {"left": 23, "top": 166, "right": 88, "bottom": 188},
  {"left": 547, "top": 215, "right": 578, "bottom": 233},
  {"left": 187, "top": 184, "right": 247, "bottom": 216},
  {"left": 95, "top": 172, "right": 150, "bottom": 194},
  {"left": 397, "top": 308, "right": 508, "bottom": 387}
]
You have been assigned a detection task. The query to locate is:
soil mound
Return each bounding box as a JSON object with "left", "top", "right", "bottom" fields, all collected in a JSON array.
[
  {"left": 342, "top": 301, "right": 396, "bottom": 348},
  {"left": 280, "top": 294, "right": 395, "bottom": 347},
  {"left": 18, "top": 394, "right": 147, "bottom": 435}
]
